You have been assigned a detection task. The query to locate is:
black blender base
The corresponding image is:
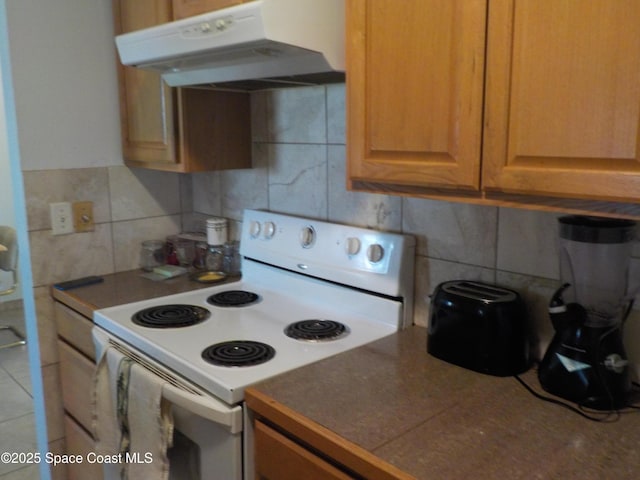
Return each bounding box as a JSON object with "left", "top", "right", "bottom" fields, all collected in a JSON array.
[
  {"left": 574, "top": 393, "right": 628, "bottom": 411},
  {"left": 538, "top": 371, "right": 630, "bottom": 411}
]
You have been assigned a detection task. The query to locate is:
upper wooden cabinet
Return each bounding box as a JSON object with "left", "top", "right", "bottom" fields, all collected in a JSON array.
[
  {"left": 113, "top": 0, "right": 251, "bottom": 172},
  {"left": 483, "top": 1, "right": 640, "bottom": 202},
  {"left": 347, "top": 0, "right": 640, "bottom": 209},
  {"left": 347, "top": 0, "right": 486, "bottom": 192},
  {"left": 172, "top": 0, "right": 254, "bottom": 20}
]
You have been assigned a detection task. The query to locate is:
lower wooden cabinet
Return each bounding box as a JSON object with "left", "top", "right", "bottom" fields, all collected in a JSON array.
[
  {"left": 246, "top": 388, "right": 414, "bottom": 480},
  {"left": 64, "top": 415, "right": 104, "bottom": 480},
  {"left": 255, "top": 421, "right": 355, "bottom": 480},
  {"left": 58, "top": 340, "right": 94, "bottom": 432},
  {"left": 54, "top": 301, "right": 103, "bottom": 480}
]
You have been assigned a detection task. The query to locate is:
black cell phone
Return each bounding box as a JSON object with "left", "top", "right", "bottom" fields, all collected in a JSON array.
[{"left": 53, "top": 275, "right": 104, "bottom": 290}]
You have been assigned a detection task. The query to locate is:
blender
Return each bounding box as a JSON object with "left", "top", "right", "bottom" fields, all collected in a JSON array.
[{"left": 538, "top": 215, "right": 637, "bottom": 410}]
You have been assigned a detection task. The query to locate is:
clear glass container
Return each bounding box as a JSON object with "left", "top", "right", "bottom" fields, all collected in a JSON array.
[
  {"left": 222, "top": 241, "right": 241, "bottom": 276},
  {"left": 175, "top": 238, "right": 195, "bottom": 267},
  {"left": 193, "top": 242, "right": 208, "bottom": 270},
  {"left": 205, "top": 245, "right": 224, "bottom": 272},
  {"left": 140, "top": 240, "right": 165, "bottom": 272},
  {"left": 558, "top": 216, "right": 636, "bottom": 326}
]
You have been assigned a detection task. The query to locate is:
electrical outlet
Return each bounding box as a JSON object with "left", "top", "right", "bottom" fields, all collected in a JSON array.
[
  {"left": 50, "top": 202, "right": 74, "bottom": 235},
  {"left": 73, "top": 201, "right": 95, "bottom": 232}
]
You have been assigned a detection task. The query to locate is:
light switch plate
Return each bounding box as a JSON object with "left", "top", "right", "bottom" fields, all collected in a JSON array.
[
  {"left": 73, "top": 201, "right": 95, "bottom": 232},
  {"left": 50, "top": 202, "right": 73, "bottom": 235}
]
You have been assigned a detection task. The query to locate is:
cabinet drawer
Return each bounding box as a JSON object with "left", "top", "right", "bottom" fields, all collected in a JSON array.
[
  {"left": 255, "top": 421, "right": 355, "bottom": 480},
  {"left": 58, "top": 340, "right": 95, "bottom": 432},
  {"left": 54, "top": 302, "right": 96, "bottom": 361},
  {"left": 64, "top": 415, "right": 103, "bottom": 480}
]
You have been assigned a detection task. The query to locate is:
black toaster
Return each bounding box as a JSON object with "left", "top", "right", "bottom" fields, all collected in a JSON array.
[{"left": 427, "top": 280, "right": 530, "bottom": 376}]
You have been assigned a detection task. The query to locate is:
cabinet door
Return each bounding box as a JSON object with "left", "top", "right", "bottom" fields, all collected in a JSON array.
[
  {"left": 114, "top": 0, "right": 178, "bottom": 166},
  {"left": 483, "top": 0, "right": 640, "bottom": 202},
  {"left": 58, "top": 340, "right": 96, "bottom": 432},
  {"left": 347, "top": 0, "right": 487, "bottom": 192},
  {"left": 64, "top": 415, "right": 103, "bottom": 480},
  {"left": 254, "top": 421, "right": 355, "bottom": 480},
  {"left": 54, "top": 302, "right": 96, "bottom": 361}
]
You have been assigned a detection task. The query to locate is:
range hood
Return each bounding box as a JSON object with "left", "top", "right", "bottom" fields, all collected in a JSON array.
[{"left": 115, "top": 0, "right": 345, "bottom": 89}]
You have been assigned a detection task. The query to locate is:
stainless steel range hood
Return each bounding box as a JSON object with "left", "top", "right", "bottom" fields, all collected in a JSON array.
[{"left": 115, "top": 0, "right": 344, "bottom": 89}]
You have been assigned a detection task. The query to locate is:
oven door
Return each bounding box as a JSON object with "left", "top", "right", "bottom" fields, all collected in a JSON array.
[{"left": 92, "top": 327, "right": 243, "bottom": 480}]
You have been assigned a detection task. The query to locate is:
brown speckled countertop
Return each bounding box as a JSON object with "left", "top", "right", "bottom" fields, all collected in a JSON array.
[
  {"left": 53, "top": 276, "right": 640, "bottom": 479},
  {"left": 51, "top": 270, "right": 235, "bottom": 317},
  {"left": 250, "top": 326, "right": 640, "bottom": 479}
]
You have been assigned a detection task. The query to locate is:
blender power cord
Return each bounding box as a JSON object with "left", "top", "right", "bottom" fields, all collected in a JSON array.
[{"left": 513, "top": 375, "right": 640, "bottom": 422}]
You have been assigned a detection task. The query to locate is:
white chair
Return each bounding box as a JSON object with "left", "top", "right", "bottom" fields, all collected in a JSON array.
[{"left": 0, "top": 226, "right": 26, "bottom": 349}]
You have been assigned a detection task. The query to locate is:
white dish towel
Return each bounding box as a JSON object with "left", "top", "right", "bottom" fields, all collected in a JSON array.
[{"left": 93, "top": 346, "right": 174, "bottom": 480}]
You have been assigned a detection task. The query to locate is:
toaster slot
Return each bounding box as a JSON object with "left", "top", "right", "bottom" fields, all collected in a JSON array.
[{"left": 442, "top": 281, "right": 517, "bottom": 303}]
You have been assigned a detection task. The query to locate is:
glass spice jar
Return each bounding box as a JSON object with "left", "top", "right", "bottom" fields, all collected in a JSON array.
[{"left": 139, "top": 240, "right": 165, "bottom": 271}]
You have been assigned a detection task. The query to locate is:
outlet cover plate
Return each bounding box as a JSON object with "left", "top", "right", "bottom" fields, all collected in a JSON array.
[{"left": 50, "top": 202, "right": 73, "bottom": 235}]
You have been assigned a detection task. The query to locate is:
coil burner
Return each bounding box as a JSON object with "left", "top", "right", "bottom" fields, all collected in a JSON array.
[
  {"left": 207, "top": 290, "right": 260, "bottom": 308},
  {"left": 131, "top": 305, "right": 210, "bottom": 328},
  {"left": 201, "top": 341, "right": 276, "bottom": 367},
  {"left": 284, "top": 320, "right": 349, "bottom": 342}
]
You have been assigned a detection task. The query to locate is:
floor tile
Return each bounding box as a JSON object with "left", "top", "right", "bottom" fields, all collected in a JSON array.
[
  {"left": 0, "top": 464, "right": 39, "bottom": 479},
  {"left": 0, "top": 414, "right": 38, "bottom": 476},
  {"left": 0, "top": 370, "right": 33, "bottom": 423},
  {"left": 0, "top": 341, "right": 30, "bottom": 382}
]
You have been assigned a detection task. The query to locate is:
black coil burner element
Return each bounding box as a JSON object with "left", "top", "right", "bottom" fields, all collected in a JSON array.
[
  {"left": 131, "top": 305, "right": 210, "bottom": 328},
  {"left": 284, "top": 320, "right": 349, "bottom": 342},
  {"left": 207, "top": 290, "right": 260, "bottom": 308},
  {"left": 201, "top": 341, "right": 275, "bottom": 367}
]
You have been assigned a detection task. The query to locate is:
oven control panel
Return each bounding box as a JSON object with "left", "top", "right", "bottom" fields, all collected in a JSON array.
[{"left": 241, "top": 210, "right": 416, "bottom": 297}]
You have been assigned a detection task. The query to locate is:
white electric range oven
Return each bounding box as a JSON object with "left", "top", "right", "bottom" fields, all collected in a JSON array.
[{"left": 93, "top": 209, "right": 415, "bottom": 480}]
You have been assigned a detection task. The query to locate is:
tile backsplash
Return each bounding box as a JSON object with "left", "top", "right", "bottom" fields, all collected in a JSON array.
[{"left": 23, "top": 84, "right": 640, "bottom": 372}]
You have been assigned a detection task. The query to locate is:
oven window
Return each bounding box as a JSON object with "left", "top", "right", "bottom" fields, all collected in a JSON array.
[{"left": 168, "top": 430, "right": 200, "bottom": 479}]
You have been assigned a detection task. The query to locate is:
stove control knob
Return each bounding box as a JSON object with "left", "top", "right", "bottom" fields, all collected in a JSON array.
[
  {"left": 299, "top": 225, "right": 316, "bottom": 248},
  {"left": 367, "top": 243, "right": 384, "bottom": 263},
  {"left": 263, "top": 221, "right": 276, "bottom": 239},
  {"left": 249, "top": 221, "right": 261, "bottom": 238},
  {"left": 345, "top": 237, "right": 361, "bottom": 256}
]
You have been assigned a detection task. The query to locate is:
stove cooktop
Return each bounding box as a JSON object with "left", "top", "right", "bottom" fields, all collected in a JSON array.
[{"left": 94, "top": 262, "right": 402, "bottom": 405}]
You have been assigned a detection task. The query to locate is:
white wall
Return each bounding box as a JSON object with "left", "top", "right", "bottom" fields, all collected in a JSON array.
[
  {"left": 5, "top": 0, "right": 122, "bottom": 170},
  {"left": 0, "top": 50, "right": 15, "bottom": 227},
  {"left": 0, "top": 40, "right": 20, "bottom": 300}
]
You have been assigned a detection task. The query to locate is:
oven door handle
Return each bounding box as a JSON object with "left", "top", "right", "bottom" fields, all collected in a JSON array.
[
  {"left": 92, "top": 327, "right": 242, "bottom": 434},
  {"left": 162, "top": 383, "right": 243, "bottom": 434}
]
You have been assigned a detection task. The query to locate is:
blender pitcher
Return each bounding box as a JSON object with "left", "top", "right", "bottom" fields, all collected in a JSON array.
[
  {"left": 558, "top": 216, "right": 637, "bottom": 327},
  {"left": 538, "top": 215, "right": 637, "bottom": 409}
]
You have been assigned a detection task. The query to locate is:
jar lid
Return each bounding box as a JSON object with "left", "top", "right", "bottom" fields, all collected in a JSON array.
[{"left": 207, "top": 217, "right": 228, "bottom": 227}]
